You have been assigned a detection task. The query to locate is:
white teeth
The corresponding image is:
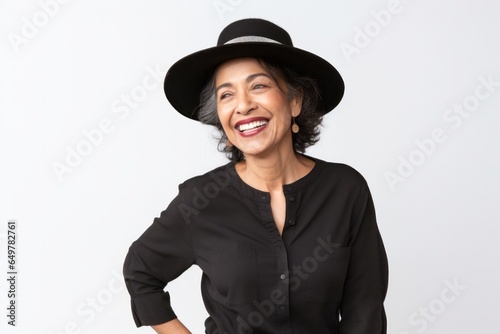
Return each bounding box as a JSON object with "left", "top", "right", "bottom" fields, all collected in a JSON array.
[{"left": 238, "top": 120, "right": 268, "bottom": 132}]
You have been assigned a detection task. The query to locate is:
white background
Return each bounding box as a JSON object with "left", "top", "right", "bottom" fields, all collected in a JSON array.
[{"left": 1, "top": 0, "right": 499, "bottom": 333}]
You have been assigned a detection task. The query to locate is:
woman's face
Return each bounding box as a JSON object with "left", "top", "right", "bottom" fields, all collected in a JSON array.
[{"left": 215, "top": 58, "right": 302, "bottom": 159}]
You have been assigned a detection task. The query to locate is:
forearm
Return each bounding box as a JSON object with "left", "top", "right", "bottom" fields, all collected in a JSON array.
[
  {"left": 152, "top": 318, "right": 191, "bottom": 334},
  {"left": 340, "top": 186, "right": 388, "bottom": 333}
]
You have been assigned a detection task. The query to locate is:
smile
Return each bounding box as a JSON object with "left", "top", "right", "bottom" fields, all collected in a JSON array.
[{"left": 236, "top": 119, "right": 269, "bottom": 133}]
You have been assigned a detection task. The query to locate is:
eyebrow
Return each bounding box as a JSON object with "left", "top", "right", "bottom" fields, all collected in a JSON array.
[{"left": 215, "top": 73, "right": 273, "bottom": 95}]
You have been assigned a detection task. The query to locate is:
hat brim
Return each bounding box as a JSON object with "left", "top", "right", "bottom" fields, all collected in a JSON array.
[{"left": 164, "top": 42, "right": 344, "bottom": 121}]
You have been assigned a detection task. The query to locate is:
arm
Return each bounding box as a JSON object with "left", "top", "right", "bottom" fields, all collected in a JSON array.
[
  {"left": 152, "top": 319, "right": 191, "bottom": 334},
  {"left": 123, "top": 192, "right": 195, "bottom": 329},
  {"left": 339, "top": 183, "right": 389, "bottom": 334}
]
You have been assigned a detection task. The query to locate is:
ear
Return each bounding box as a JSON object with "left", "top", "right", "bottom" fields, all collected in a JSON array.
[{"left": 291, "top": 92, "right": 303, "bottom": 118}]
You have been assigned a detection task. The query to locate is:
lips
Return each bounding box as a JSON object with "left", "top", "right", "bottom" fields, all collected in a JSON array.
[{"left": 235, "top": 117, "right": 269, "bottom": 133}]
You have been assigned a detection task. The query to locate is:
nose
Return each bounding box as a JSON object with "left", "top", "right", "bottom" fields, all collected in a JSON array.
[{"left": 235, "top": 91, "right": 257, "bottom": 115}]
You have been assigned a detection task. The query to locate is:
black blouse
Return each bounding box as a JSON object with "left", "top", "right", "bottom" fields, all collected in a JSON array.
[{"left": 123, "top": 158, "right": 388, "bottom": 333}]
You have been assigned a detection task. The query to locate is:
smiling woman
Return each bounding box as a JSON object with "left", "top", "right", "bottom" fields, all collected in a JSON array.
[
  {"left": 198, "top": 57, "right": 324, "bottom": 163},
  {"left": 214, "top": 58, "right": 302, "bottom": 162},
  {"left": 123, "top": 18, "right": 389, "bottom": 334}
]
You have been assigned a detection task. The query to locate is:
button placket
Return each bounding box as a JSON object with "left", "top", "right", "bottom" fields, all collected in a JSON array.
[
  {"left": 283, "top": 190, "right": 300, "bottom": 232},
  {"left": 258, "top": 194, "right": 290, "bottom": 320},
  {"left": 275, "top": 239, "right": 289, "bottom": 320}
]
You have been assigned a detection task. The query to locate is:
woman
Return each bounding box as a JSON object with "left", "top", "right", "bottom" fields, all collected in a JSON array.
[{"left": 123, "top": 18, "right": 388, "bottom": 334}]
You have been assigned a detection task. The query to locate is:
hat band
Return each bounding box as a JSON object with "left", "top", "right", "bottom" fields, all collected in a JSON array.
[{"left": 223, "top": 35, "right": 282, "bottom": 45}]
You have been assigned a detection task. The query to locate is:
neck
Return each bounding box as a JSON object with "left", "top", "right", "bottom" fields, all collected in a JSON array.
[{"left": 236, "top": 148, "right": 314, "bottom": 193}]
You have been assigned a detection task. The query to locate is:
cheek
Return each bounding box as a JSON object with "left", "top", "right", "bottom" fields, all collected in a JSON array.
[
  {"left": 216, "top": 107, "right": 229, "bottom": 127},
  {"left": 275, "top": 107, "right": 293, "bottom": 126},
  {"left": 217, "top": 109, "right": 234, "bottom": 137}
]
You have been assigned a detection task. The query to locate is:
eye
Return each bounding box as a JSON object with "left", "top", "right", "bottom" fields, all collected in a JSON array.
[
  {"left": 219, "top": 92, "right": 232, "bottom": 100},
  {"left": 253, "top": 83, "right": 267, "bottom": 90}
]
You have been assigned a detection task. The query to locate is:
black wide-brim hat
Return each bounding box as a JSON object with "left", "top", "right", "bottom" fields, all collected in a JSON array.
[{"left": 164, "top": 18, "right": 344, "bottom": 121}]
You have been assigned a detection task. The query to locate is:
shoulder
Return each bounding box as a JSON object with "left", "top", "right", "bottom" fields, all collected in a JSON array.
[
  {"left": 177, "top": 162, "right": 235, "bottom": 193},
  {"left": 309, "top": 158, "right": 374, "bottom": 217},
  {"left": 312, "top": 157, "right": 368, "bottom": 188}
]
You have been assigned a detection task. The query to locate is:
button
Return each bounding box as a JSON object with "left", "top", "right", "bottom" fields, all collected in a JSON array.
[
  {"left": 279, "top": 305, "right": 285, "bottom": 310},
  {"left": 288, "top": 219, "right": 295, "bottom": 226},
  {"left": 289, "top": 196, "right": 295, "bottom": 202},
  {"left": 280, "top": 274, "right": 286, "bottom": 280}
]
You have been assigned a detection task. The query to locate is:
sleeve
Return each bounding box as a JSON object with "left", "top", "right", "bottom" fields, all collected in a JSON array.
[
  {"left": 123, "top": 188, "right": 195, "bottom": 327},
  {"left": 339, "top": 182, "right": 389, "bottom": 334}
]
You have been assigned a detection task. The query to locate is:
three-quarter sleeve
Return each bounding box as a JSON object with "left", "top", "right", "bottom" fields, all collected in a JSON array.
[
  {"left": 339, "top": 182, "right": 389, "bottom": 334},
  {"left": 123, "top": 189, "right": 195, "bottom": 327}
]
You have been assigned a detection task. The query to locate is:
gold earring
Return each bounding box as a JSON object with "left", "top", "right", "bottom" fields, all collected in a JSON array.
[{"left": 291, "top": 117, "right": 299, "bottom": 133}]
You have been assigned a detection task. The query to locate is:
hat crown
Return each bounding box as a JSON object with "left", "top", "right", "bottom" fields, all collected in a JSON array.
[{"left": 217, "top": 18, "right": 293, "bottom": 46}]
